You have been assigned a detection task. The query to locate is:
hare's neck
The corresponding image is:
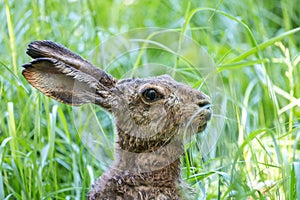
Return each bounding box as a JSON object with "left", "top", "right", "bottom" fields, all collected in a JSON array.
[
  {"left": 116, "top": 127, "right": 182, "bottom": 153},
  {"left": 99, "top": 158, "right": 181, "bottom": 190},
  {"left": 114, "top": 127, "right": 183, "bottom": 176}
]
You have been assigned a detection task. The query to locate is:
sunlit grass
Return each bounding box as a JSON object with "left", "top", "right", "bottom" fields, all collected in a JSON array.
[{"left": 1, "top": 0, "right": 299, "bottom": 199}]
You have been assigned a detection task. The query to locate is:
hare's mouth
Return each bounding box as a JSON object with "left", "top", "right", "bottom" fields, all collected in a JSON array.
[
  {"left": 197, "top": 123, "right": 208, "bottom": 132},
  {"left": 197, "top": 110, "right": 211, "bottom": 132}
]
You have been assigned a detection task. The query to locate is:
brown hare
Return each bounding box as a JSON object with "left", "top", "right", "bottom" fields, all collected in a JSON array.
[{"left": 22, "top": 40, "right": 211, "bottom": 200}]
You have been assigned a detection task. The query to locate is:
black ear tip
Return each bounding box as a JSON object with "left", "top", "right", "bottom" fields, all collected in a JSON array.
[
  {"left": 33, "top": 40, "right": 62, "bottom": 49},
  {"left": 28, "top": 40, "right": 53, "bottom": 47},
  {"left": 26, "top": 41, "right": 42, "bottom": 58},
  {"left": 22, "top": 63, "right": 31, "bottom": 69},
  {"left": 26, "top": 40, "right": 70, "bottom": 60},
  {"left": 27, "top": 40, "right": 43, "bottom": 50},
  {"left": 25, "top": 48, "right": 32, "bottom": 56}
]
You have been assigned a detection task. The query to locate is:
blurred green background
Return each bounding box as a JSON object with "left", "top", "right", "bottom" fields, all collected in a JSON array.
[{"left": 1, "top": 0, "right": 300, "bottom": 199}]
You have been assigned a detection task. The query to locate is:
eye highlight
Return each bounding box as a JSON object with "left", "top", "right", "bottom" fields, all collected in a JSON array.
[{"left": 142, "top": 88, "right": 162, "bottom": 102}]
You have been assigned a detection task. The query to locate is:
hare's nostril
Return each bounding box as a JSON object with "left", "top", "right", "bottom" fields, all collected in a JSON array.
[{"left": 198, "top": 100, "right": 211, "bottom": 109}]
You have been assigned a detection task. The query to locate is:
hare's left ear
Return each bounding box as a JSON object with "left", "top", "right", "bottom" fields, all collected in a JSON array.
[{"left": 22, "top": 41, "right": 117, "bottom": 109}]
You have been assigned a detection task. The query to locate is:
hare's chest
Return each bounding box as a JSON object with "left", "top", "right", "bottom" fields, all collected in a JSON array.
[
  {"left": 89, "top": 172, "right": 182, "bottom": 200},
  {"left": 115, "top": 185, "right": 181, "bottom": 200}
]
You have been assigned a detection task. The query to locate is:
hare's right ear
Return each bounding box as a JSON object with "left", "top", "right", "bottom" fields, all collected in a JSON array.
[{"left": 22, "top": 41, "right": 117, "bottom": 109}]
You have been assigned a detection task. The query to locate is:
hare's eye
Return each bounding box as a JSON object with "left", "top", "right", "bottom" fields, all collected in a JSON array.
[{"left": 142, "top": 88, "right": 160, "bottom": 102}]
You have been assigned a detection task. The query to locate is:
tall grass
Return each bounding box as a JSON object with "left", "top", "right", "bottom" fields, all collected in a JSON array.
[{"left": 1, "top": 0, "right": 299, "bottom": 199}]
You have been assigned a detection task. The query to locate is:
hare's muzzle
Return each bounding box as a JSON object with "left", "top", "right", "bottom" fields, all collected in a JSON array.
[{"left": 196, "top": 99, "right": 212, "bottom": 132}]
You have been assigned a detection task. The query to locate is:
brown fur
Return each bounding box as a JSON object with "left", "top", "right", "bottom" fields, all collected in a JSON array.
[{"left": 22, "top": 41, "right": 211, "bottom": 200}]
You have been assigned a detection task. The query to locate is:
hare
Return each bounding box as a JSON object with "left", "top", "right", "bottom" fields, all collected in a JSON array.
[{"left": 22, "top": 40, "right": 212, "bottom": 200}]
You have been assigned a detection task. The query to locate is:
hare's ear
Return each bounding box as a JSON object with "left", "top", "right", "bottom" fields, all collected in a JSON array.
[{"left": 22, "top": 41, "right": 117, "bottom": 109}]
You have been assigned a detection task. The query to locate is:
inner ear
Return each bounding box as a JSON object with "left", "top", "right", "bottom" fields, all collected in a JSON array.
[{"left": 22, "top": 58, "right": 114, "bottom": 109}]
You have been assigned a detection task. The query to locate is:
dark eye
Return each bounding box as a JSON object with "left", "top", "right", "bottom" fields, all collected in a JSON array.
[{"left": 142, "top": 89, "right": 160, "bottom": 101}]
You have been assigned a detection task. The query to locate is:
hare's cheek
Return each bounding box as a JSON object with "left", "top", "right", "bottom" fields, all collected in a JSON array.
[{"left": 131, "top": 110, "right": 151, "bottom": 125}]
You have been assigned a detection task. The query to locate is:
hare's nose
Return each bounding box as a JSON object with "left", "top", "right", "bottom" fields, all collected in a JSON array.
[
  {"left": 197, "top": 100, "right": 212, "bottom": 121},
  {"left": 197, "top": 100, "right": 211, "bottom": 110},
  {"left": 196, "top": 92, "right": 211, "bottom": 108}
]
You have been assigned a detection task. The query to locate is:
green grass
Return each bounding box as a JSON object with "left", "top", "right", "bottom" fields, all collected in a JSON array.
[{"left": 1, "top": 0, "right": 300, "bottom": 199}]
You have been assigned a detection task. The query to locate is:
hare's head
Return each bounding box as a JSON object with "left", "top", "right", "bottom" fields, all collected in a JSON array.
[
  {"left": 112, "top": 76, "right": 211, "bottom": 152},
  {"left": 22, "top": 41, "right": 211, "bottom": 153}
]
